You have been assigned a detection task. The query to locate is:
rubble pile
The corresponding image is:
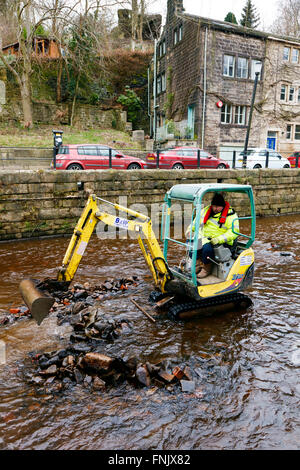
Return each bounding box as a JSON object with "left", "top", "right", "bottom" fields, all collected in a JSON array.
[
  {"left": 1, "top": 276, "right": 140, "bottom": 328},
  {"left": 27, "top": 348, "right": 198, "bottom": 394}
]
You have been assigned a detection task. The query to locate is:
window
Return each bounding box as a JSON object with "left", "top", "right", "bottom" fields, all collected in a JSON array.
[
  {"left": 295, "top": 125, "right": 300, "bottom": 140},
  {"left": 174, "top": 29, "right": 178, "bottom": 45},
  {"left": 250, "top": 60, "right": 262, "bottom": 80},
  {"left": 289, "top": 86, "right": 295, "bottom": 102},
  {"left": 298, "top": 89, "right": 300, "bottom": 103},
  {"left": 78, "top": 146, "right": 98, "bottom": 156},
  {"left": 223, "top": 55, "right": 235, "bottom": 77},
  {"left": 161, "top": 72, "right": 166, "bottom": 92},
  {"left": 234, "top": 106, "right": 246, "bottom": 125},
  {"left": 179, "top": 24, "right": 183, "bottom": 41},
  {"left": 292, "top": 49, "right": 299, "bottom": 63},
  {"left": 286, "top": 124, "right": 292, "bottom": 139},
  {"left": 221, "top": 104, "right": 233, "bottom": 123},
  {"left": 58, "top": 146, "right": 69, "bottom": 155},
  {"left": 280, "top": 84, "right": 287, "bottom": 101},
  {"left": 157, "top": 75, "right": 161, "bottom": 94},
  {"left": 159, "top": 39, "right": 166, "bottom": 56},
  {"left": 283, "top": 47, "right": 291, "bottom": 60},
  {"left": 237, "top": 57, "right": 248, "bottom": 79}
]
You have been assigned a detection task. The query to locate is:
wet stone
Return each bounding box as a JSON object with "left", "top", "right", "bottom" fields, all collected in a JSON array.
[
  {"left": 82, "top": 352, "right": 114, "bottom": 371},
  {"left": 93, "top": 377, "right": 106, "bottom": 390},
  {"left": 180, "top": 380, "right": 196, "bottom": 393},
  {"left": 135, "top": 365, "right": 151, "bottom": 387}
]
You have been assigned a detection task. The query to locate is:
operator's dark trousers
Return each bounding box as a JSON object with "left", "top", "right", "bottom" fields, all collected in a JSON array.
[{"left": 189, "top": 242, "right": 214, "bottom": 265}]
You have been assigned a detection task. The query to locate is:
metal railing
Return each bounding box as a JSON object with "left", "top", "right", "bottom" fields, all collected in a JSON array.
[{"left": 0, "top": 145, "right": 297, "bottom": 170}]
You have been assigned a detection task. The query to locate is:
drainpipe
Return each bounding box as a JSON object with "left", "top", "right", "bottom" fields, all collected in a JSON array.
[
  {"left": 147, "top": 66, "right": 152, "bottom": 137},
  {"left": 153, "top": 39, "right": 157, "bottom": 142},
  {"left": 201, "top": 27, "right": 208, "bottom": 149}
]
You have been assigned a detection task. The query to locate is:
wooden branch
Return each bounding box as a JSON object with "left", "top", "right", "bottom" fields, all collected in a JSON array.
[{"left": 130, "top": 298, "right": 156, "bottom": 323}]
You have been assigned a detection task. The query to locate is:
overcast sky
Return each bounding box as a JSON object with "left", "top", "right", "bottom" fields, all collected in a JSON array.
[{"left": 148, "top": 0, "right": 280, "bottom": 31}]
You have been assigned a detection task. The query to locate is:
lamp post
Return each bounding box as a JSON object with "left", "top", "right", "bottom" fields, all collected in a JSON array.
[
  {"left": 242, "top": 61, "right": 262, "bottom": 169},
  {"left": 52, "top": 130, "right": 63, "bottom": 170}
]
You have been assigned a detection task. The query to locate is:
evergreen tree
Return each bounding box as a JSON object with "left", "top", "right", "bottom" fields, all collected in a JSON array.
[
  {"left": 224, "top": 12, "right": 238, "bottom": 24},
  {"left": 240, "top": 0, "right": 260, "bottom": 29}
]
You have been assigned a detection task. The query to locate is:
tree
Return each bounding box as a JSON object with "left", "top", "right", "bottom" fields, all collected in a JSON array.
[
  {"left": 224, "top": 12, "right": 238, "bottom": 24},
  {"left": 0, "top": 1, "right": 50, "bottom": 127},
  {"left": 240, "top": 0, "right": 260, "bottom": 29},
  {"left": 271, "top": 0, "right": 300, "bottom": 37}
]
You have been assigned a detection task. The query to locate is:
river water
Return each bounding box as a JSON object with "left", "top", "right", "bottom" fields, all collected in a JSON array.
[{"left": 0, "top": 214, "right": 300, "bottom": 450}]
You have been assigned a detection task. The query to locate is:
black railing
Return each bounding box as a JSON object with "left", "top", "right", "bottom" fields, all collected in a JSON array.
[{"left": 0, "top": 145, "right": 297, "bottom": 170}]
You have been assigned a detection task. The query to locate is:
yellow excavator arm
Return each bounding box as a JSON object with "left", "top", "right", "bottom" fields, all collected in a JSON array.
[{"left": 57, "top": 194, "right": 170, "bottom": 292}]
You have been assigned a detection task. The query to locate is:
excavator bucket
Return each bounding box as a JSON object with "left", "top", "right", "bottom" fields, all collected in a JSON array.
[{"left": 19, "top": 279, "right": 55, "bottom": 325}]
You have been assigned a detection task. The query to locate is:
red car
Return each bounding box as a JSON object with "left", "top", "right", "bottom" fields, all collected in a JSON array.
[
  {"left": 287, "top": 152, "right": 300, "bottom": 168},
  {"left": 50, "top": 144, "right": 145, "bottom": 170},
  {"left": 145, "top": 147, "right": 229, "bottom": 169}
]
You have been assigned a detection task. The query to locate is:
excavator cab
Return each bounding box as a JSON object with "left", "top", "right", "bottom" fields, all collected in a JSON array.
[{"left": 159, "top": 183, "right": 255, "bottom": 313}]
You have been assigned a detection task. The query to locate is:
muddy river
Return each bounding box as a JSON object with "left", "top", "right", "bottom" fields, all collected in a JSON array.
[{"left": 0, "top": 215, "right": 300, "bottom": 450}]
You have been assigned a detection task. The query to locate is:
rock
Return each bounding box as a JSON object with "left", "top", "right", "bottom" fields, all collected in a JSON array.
[
  {"left": 135, "top": 365, "right": 151, "bottom": 387},
  {"left": 93, "top": 377, "right": 106, "bottom": 390},
  {"left": 125, "top": 356, "right": 139, "bottom": 372},
  {"left": 82, "top": 352, "right": 114, "bottom": 371},
  {"left": 85, "top": 296, "right": 94, "bottom": 306},
  {"left": 183, "top": 366, "right": 193, "bottom": 381},
  {"left": 62, "top": 355, "right": 75, "bottom": 368},
  {"left": 74, "top": 290, "right": 88, "bottom": 300},
  {"left": 31, "top": 376, "right": 44, "bottom": 385},
  {"left": 103, "top": 282, "right": 113, "bottom": 290},
  {"left": 40, "top": 365, "right": 57, "bottom": 376},
  {"left": 70, "top": 334, "right": 87, "bottom": 342},
  {"left": 74, "top": 368, "right": 84, "bottom": 384},
  {"left": 158, "top": 370, "right": 175, "bottom": 383},
  {"left": 72, "top": 302, "right": 86, "bottom": 315},
  {"left": 172, "top": 366, "right": 185, "bottom": 380},
  {"left": 83, "top": 282, "right": 90, "bottom": 290},
  {"left": 70, "top": 343, "right": 91, "bottom": 354},
  {"left": 180, "top": 380, "right": 195, "bottom": 393},
  {"left": 93, "top": 321, "right": 107, "bottom": 333},
  {"left": 84, "top": 375, "right": 93, "bottom": 387}
]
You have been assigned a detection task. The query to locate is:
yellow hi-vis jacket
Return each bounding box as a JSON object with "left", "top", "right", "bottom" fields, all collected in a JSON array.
[{"left": 187, "top": 205, "right": 239, "bottom": 246}]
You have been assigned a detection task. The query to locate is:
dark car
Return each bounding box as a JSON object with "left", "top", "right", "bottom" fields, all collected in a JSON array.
[
  {"left": 145, "top": 147, "right": 229, "bottom": 169},
  {"left": 50, "top": 144, "right": 145, "bottom": 170},
  {"left": 287, "top": 152, "right": 300, "bottom": 168}
]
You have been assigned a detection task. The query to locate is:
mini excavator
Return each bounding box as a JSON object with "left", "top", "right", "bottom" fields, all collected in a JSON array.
[{"left": 19, "top": 183, "right": 256, "bottom": 324}]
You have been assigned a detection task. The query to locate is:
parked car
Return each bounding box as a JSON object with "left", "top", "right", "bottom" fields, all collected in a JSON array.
[
  {"left": 145, "top": 147, "right": 229, "bottom": 170},
  {"left": 50, "top": 144, "right": 146, "bottom": 170},
  {"left": 236, "top": 148, "right": 291, "bottom": 169},
  {"left": 287, "top": 151, "right": 300, "bottom": 168}
]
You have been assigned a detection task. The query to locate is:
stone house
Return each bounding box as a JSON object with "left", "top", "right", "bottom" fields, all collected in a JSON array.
[{"left": 153, "top": 0, "right": 300, "bottom": 160}]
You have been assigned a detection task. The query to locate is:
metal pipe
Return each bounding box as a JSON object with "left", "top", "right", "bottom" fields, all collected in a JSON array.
[
  {"left": 153, "top": 39, "right": 157, "bottom": 142},
  {"left": 147, "top": 66, "right": 152, "bottom": 137},
  {"left": 242, "top": 71, "right": 260, "bottom": 168},
  {"left": 201, "top": 27, "right": 208, "bottom": 149}
]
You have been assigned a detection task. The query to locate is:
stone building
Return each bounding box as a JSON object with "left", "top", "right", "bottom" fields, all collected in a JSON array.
[{"left": 153, "top": 0, "right": 300, "bottom": 160}]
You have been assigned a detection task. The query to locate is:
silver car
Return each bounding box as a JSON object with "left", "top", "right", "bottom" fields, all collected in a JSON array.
[{"left": 236, "top": 148, "right": 291, "bottom": 169}]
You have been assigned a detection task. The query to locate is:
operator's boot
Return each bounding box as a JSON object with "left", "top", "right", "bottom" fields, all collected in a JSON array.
[
  {"left": 197, "top": 263, "right": 212, "bottom": 279},
  {"left": 195, "top": 259, "right": 204, "bottom": 274}
]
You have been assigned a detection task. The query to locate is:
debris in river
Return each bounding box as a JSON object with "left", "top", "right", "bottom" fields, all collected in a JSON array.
[
  {"left": 1, "top": 276, "right": 141, "bottom": 328},
  {"left": 25, "top": 345, "right": 201, "bottom": 396}
]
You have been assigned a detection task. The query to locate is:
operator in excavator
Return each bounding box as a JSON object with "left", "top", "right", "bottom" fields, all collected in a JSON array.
[{"left": 186, "top": 193, "right": 239, "bottom": 278}]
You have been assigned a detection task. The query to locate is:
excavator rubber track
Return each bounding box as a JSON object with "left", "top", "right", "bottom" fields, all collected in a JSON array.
[{"left": 167, "top": 292, "right": 252, "bottom": 320}]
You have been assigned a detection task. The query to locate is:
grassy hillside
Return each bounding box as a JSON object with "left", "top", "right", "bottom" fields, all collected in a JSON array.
[{"left": 0, "top": 124, "right": 143, "bottom": 149}]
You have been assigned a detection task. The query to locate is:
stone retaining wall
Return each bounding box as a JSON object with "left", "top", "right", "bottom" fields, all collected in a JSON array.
[{"left": 0, "top": 168, "right": 299, "bottom": 241}]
